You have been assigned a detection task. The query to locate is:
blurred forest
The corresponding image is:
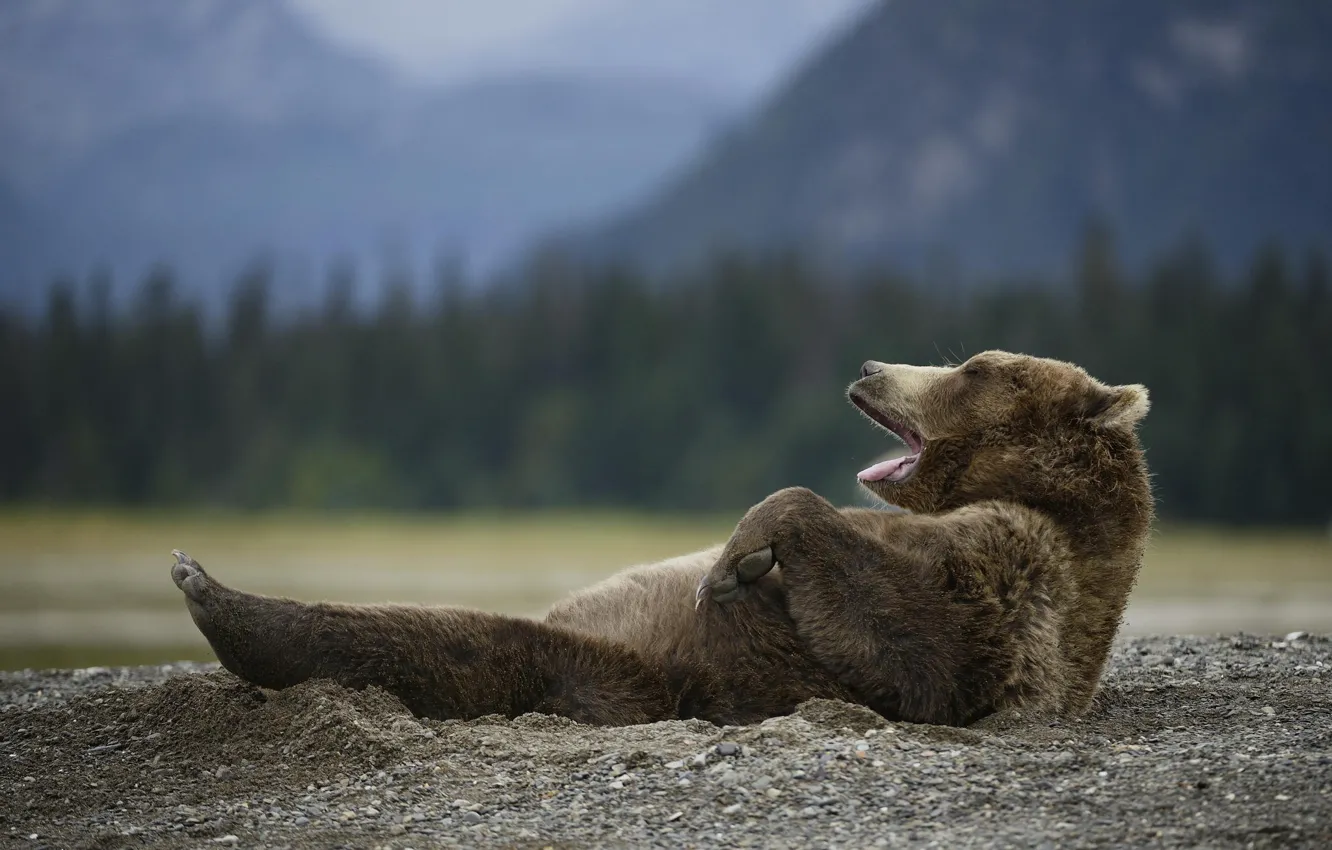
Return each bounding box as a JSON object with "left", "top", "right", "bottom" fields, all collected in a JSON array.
[{"left": 2, "top": 228, "right": 1328, "bottom": 526}]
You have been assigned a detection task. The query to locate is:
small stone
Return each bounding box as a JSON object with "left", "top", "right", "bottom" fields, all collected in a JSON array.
[
  {"left": 716, "top": 742, "right": 740, "bottom": 756},
  {"left": 666, "top": 811, "right": 683, "bottom": 822},
  {"left": 212, "top": 837, "right": 239, "bottom": 846},
  {"left": 799, "top": 805, "right": 821, "bottom": 818},
  {"left": 691, "top": 753, "right": 709, "bottom": 767},
  {"left": 293, "top": 817, "right": 309, "bottom": 826},
  {"left": 610, "top": 763, "right": 626, "bottom": 776},
  {"left": 765, "top": 788, "right": 782, "bottom": 799},
  {"left": 389, "top": 824, "right": 406, "bottom": 836},
  {"left": 364, "top": 806, "right": 379, "bottom": 816},
  {"left": 1285, "top": 631, "right": 1308, "bottom": 643},
  {"left": 461, "top": 811, "right": 482, "bottom": 825},
  {"left": 1261, "top": 706, "right": 1276, "bottom": 716},
  {"left": 752, "top": 776, "right": 773, "bottom": 791},
  {"left": 608, "top": 780, "right": 625, "bottom": 789},
  {"left": 664, "top": 760, "right": 685, "bottom": 770},
  {"left": 215, "top": 766, "right": 234, "bottom": 780},
  {"left": 723, "top": 803, "right": 743, "bottom": 815}
]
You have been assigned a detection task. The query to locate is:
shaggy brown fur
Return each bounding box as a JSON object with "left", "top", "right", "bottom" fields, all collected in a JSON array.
[{"left": 170, "top": 351, "right": 1153, "bottom": 727}]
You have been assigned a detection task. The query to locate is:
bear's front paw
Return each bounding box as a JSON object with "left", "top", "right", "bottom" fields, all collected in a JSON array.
[{"left": 695, "top": 546, "right": 774, "bottom": 608}]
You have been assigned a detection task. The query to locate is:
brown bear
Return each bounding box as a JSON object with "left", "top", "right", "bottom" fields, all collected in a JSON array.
[{"left": 169, "top": 350, "right": 1153, "bottom": 727}]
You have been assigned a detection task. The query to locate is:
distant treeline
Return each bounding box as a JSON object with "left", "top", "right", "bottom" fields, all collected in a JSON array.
[{"left": 1, "top": 232, "right": 1329, "bottom": 525}]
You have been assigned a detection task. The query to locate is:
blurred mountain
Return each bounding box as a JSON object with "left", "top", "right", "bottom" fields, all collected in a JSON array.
[
  {"left": 0, "top": 0, "right": 391, "bottom": 187},
  {"left": 0, "top": 0, "right": 727, "bottom": 306},
  {"left": 39, "top": 76, "right": 726, "bottom": 298},
  {"left": 559, "top": 0, "right": 1332, "bottom": 279}
]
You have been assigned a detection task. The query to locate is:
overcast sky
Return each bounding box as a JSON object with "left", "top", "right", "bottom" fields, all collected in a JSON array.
[{"left": 289, "top": 0, "right": 875, "bottom": 100}]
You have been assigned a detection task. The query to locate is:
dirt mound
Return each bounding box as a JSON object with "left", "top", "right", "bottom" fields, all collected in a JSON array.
[
  {"left": 2, "top": 671, "right": 433, "bottom": 830},
  {"left": 132, "top": 672, "right": 418, "bottom": 768},
  {"left": 792, "top": 698, "right": 890, "bottom": 733}
]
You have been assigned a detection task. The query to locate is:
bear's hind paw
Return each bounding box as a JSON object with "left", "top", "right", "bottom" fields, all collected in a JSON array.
[{"left": 170, "top": 549, "right": 212, "bottom": 602}]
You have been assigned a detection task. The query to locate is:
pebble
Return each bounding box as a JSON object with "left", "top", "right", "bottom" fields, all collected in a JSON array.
[
  {"left": 215, "top": 766, "right": 234, "bottom": 780},
  {"left": 461, "top": 811, "right": 482, "bottom": 825},
  {"left": 212, "top": 837, "right": 239, "bottom": 846},
  {"left": 723, "top": 803, "right": 743, "bottom": 815},
  {"left": 717, "top": 742, "right": 740, "bottom": 756}
]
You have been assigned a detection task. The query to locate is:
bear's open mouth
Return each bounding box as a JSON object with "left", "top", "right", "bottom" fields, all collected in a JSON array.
[{"left": 851, "top": 396, "right": 925, "bottom": 483}]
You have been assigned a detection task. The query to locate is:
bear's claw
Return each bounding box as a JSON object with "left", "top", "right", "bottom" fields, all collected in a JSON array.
[{"left": 696, "top": 573, "right": 739, "bottom": 608}]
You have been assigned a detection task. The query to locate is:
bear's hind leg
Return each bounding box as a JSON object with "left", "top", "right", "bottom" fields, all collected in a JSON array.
[{"left": 169, "top": 550, "right": 675, "bottom": 725}]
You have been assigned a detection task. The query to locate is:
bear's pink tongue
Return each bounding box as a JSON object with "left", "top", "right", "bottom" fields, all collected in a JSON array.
[{"left": 858, "top": 456, "right": 910, "bottom": 482}]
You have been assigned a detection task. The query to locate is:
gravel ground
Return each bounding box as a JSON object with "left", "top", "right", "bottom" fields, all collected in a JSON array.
[{"left": 0, "top": 634, "right": 1328, "bottom": 849}]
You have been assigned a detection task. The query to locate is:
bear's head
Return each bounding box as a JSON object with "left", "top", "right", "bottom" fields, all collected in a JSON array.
[{"left": 848, "top": 350, "right": 1152, "bottom": 525}]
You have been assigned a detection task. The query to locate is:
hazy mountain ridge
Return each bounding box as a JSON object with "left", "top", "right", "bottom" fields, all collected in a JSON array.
[
  {"left": 0, "top": 0, "right": 393, "bottom": 187},
  {"left": 39, "top": 75, "right": 726, "bottom": 296},
  {"left": 561, "top": 0, "right": 1332, "bottom": 278},
  {"left": 0, "top": 0, "right": 728, "bottom": 306}
]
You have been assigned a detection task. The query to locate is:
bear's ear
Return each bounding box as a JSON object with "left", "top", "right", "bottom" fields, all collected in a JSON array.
[{"left": 1085, "top": 383, "right": 1151, "bottom": 429}]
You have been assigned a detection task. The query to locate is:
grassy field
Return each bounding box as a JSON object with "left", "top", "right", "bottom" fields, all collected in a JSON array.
[{"left": 0, "top": 510, "right": 1328, "bottom": 670}]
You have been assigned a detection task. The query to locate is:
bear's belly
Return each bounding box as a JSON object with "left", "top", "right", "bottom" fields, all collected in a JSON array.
[
  {"left": 543, "top": 545, "right": 721, "bottom": 658},
  {"left": 544, "top": 545, "right": 853, "bottom": 724}
]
